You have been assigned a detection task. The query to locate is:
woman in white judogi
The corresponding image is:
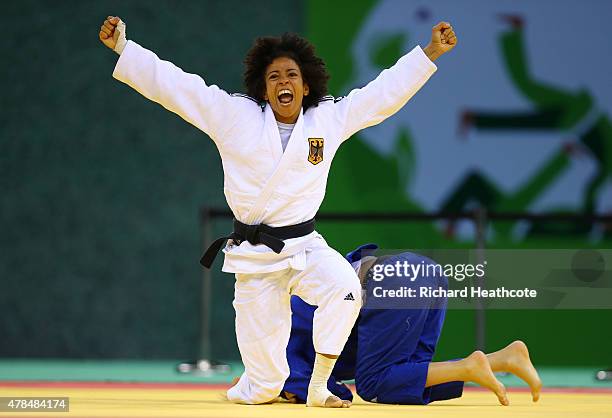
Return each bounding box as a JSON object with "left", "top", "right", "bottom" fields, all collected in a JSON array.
[{"left": 99, "top": 16, "right": 456, "bottom": 408}]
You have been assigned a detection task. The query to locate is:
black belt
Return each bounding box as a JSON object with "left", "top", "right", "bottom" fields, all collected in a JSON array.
[{"left": 200, "top": 218, "right": 316, "bottom": 268}]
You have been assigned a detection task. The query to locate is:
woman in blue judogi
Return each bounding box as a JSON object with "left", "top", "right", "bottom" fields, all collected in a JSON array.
[{"left": 283, "top": 244, "right": 542, "bottom": 406}]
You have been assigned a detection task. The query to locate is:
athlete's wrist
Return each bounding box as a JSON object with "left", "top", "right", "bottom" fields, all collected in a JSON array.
[{"left": 423, "top": 44, "right": 443, "bottom": 62}]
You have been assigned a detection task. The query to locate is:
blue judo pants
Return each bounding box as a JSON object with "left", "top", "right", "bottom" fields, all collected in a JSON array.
[{"left": 282, "top": 252, "right": 464, "bottom": 404}]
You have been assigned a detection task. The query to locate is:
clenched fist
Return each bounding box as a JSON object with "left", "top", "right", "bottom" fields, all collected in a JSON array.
[
  {"left": 423, "top": 22, "right": 457, "bottom": 62},
  {"left": 99, "top": 16, "right": 127, "bottom": 54}
]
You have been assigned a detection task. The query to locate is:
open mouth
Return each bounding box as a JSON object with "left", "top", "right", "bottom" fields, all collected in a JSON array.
[{"left": 277, "top": 89, "right": 294, "bottom": 105}]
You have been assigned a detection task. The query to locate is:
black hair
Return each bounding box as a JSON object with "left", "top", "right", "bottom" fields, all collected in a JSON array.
[{"left": 243, "top": 32, "right": 330, "bottom": 110}]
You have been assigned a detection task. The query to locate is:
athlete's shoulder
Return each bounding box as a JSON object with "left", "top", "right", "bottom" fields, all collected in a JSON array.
[
  {"left": 230, "top": 93, "right": 261, "bottom": 104},
  {"left": 229, "top": 93, "right": 267, "bottom": 113},
  {"left": 318, "top": 95, "right": 346, "bottom": 104},
  {"left": 308, "top": 95, "right": 346, "bottom": 115}
]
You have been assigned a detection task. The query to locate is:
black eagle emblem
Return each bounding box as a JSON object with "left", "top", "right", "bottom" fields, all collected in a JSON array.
[{"left": 308, "top": 138, "right": 324, "bottom": 165}]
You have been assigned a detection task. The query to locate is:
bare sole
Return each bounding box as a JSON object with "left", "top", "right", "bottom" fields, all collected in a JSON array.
[
  {"left": 503, "top": 340, "right": 542, "bottom": 402},
  {"left": 466, "top": 351, "right": 509, "bottom": 406}
]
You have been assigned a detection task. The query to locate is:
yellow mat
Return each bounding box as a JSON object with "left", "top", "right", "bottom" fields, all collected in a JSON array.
[{"left": 1, "top": 385, "right": 611, "bottom": 418}]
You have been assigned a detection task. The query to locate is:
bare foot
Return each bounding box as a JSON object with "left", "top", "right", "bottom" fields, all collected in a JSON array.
[
  {"left": 324, "top": 395, "right": 351, "bottom": 408},
  {"left": 282, "top": 391, "right": 299, "bottom": 403},
  {"left": 497, "top": 340, "right": 542, "bottom": 402},
  {"left": 307, "top": 389, "right": 351, "bottom": 408},
  {"left": 465, "top": 351, "right": 509, "bottom": 406}
]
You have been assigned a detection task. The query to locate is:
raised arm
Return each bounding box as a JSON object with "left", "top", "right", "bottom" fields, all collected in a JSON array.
[
  {"left": 99, "top": 16, "right": 248, "bottom": 144},
  {"left": 335, "top": 22, "right": 457, "bottom": 141}
]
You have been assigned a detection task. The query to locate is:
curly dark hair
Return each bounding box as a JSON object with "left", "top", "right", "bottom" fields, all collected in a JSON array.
[{"left": 243, "top": 33, "right": 330, "bottom": 111}]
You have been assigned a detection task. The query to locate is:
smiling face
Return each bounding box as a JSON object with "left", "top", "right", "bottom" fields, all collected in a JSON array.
[{"left": 263, "top": 56, "right": 309, "bottom": 124}]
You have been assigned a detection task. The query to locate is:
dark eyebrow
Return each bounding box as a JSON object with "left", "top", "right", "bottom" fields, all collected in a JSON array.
[{"left": 267, "top": 68, "right": 300, "bottom": 76}]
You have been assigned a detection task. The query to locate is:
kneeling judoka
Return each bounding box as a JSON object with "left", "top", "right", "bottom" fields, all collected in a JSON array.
[{"left": 282, "top": 244, "right": 542, "bottom": 406}]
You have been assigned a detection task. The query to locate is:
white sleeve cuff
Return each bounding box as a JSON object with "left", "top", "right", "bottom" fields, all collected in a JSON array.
[
  {"left": 113, "top": 20, "right": 128, "bottom": 55},
  {"left": 413, "top": 45, "right": 438, "bottom": 73}
]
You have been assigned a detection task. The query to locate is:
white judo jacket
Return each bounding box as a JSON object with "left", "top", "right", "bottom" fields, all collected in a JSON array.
[{"left": 113, "top": 40, "right": 437, "bottom": 274}]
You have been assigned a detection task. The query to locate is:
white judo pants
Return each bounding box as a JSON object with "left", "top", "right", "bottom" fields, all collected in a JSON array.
[{"left": 226, "top": 242, "right": 362, "bottom": 404}]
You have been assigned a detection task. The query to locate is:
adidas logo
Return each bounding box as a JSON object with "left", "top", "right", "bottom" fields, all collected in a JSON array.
[{"left": 344, "top": 292, "right": 355, "bottom": 301}]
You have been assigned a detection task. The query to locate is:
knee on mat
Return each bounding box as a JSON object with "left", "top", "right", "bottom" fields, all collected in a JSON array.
[
  {"left": 356, "top": 380, "right": 426, "bottom": 405},
  {"left": 356, "top": 387, "right": 377, "bottom": 403},
  {"left": 247, "top": 385, "right": 285, "bottom": 404},
  {"left": 355, "top": 376, "right": 377, "bottom": 403}
]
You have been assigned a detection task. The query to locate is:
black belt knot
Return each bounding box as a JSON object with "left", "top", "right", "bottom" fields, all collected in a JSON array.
[
  {"left": 200, "top": 218, "right": 316, "bottom": 269},
  {"left": 244, "top": 223, "right": 260, "bottom": 245}
]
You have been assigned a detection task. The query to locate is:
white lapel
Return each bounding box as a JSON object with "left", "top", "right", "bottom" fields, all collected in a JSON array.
[
  {"left": 265, "top": 105, "right": 284, "bottom": 163},
  {"left": 245, "top": 105, "right": 304, "bottom": 224}
]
